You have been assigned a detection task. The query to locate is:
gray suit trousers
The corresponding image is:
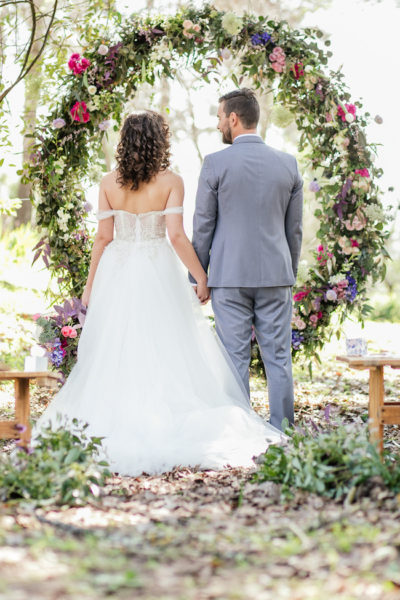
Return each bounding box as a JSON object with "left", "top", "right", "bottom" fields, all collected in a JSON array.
[{"left": 211, "top": 286, "right": 294, "bottom": 430}]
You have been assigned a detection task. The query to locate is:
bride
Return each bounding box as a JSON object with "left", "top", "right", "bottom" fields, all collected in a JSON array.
[{"left": 35, "top": 110, "right": 283, "bottom": 476}]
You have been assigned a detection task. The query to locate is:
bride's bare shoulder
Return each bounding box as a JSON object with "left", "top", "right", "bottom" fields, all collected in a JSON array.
[
  {"left": 159, "top": 169, "right": 183, "bottom": 187},
  {"left": 100, "top": 170, "right": 119, "bottom": 188}
]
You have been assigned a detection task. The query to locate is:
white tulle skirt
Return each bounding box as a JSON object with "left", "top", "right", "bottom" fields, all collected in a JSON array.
[{"left": 35, "top": 238, "right": 283, "bottom": 476}]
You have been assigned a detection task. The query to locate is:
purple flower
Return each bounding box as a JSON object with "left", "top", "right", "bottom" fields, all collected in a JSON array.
[
  {"left": 291, "top": 330, "right": 304, "bottom": 350},
  {"left": 345, "top": 274, "right": 357, "bottom": 302},
  {"left": 309, "top": 179, "right": 321, "bottom": 193},
  {"left": 50, "top": 340, "right": 64, "bottom": 367},
  {"left": 14, "top": 424, "right": 27, "bottom": 433},
  {"left": 52, "top": 118, "right": 66, "bottom": 129},
  {"left": 84, "top": 201, "right": 93, "bottom": 212},
  {"left": 251, "top": 31, "right": 271, "bottom": 46}
]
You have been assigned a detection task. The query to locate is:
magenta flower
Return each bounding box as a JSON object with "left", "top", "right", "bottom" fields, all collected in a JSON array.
[
  {"left": 337, "top": 103, "right": 356, "bottom": 122},
  {"left": 355, "top": 168, "right": 370, "bottom": 178},
  {"left": 293, "top": 290, "right": 310, "bottom": 302},
  {"left": 292, "top": 62, "right": 304, "bottom": 79},
  {"left": 70, "top": 101, "right": 90, "bottom": 123},
  {"left": 68, "top": 53, "right": 91, "bottom": 76}
]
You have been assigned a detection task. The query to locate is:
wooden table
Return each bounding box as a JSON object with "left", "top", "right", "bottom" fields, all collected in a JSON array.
[
  {"left": 0, "top": 371, "right": 59, "bottom": 448},
  {"left": 336, "top": 355, "right": 400, "bottom": 453}
]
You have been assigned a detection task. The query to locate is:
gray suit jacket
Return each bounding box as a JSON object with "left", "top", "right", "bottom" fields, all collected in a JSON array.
[{"left": 190, "top": 135, "right": 303, "bottom": 287}]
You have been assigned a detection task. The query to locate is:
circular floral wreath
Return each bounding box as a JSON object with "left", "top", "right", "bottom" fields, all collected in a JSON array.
[{"left": 28, "top": 4, "right": 388, "bottom": 372}]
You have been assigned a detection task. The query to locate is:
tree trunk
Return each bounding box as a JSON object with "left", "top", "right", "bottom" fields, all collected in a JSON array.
[{"left": 15, "top": 7, "right": 46, "bottom": 227}]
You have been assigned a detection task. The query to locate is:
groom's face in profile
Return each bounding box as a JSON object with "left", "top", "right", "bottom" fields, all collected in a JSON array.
[{"left": 217, "top": 102, "right": 233, "bottom": 145}]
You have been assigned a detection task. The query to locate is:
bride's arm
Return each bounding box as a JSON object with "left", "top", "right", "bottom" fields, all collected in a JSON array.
[
  {"left": 165, "top": 175, "right": 210, "bottom": 303},
  {"left": 82, "top": 181, "right": 114, "bottom": 307}
]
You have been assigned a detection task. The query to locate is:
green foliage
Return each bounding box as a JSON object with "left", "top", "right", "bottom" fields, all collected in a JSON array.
[
  {"left": 0, "top": 309, "right": 35, "bottom": 370},
  {"left": 254, "top": 418, "right": 400, "bottom": 500},
  {"left": 0, "top": 418, "right": 111, "bottom": 506},
  {"left": 370, "top": 294, "right": 400, "bottom": 323}
]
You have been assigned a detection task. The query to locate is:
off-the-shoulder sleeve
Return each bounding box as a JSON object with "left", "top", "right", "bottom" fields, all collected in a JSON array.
[
  {"left": 162, "top": 206, "right": 183, "bottom": 215},
  {"left": 96, "top": 210, "right": 116, "bottom": 220}
]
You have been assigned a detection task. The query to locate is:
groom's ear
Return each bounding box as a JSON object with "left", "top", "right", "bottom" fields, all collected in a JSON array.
[{"left": 229, "top": 111, "right": 239, "bottom": 126}]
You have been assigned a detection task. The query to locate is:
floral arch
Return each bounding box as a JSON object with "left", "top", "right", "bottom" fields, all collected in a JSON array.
[{"left": 28, "top": 4, "right": 388, "bottom": 367}]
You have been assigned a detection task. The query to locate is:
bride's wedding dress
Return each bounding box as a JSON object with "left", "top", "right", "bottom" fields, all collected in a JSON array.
[{"left": 35, "top": 206, "right": 283, "bottom": 476}]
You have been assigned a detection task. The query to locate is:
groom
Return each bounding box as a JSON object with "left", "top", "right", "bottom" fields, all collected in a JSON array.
[{"left": 190, "top": 88, "right": 303, "bottom": 430}]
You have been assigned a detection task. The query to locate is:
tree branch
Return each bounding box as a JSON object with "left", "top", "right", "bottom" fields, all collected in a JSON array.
[{"left": 0, "top": 0, "right": 58, "bottom": 104}]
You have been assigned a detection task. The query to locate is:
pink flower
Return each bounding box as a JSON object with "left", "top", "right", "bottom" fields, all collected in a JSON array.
[
  {"left": 309, "top": 314, "right": 319, "bottom": 327},
  {"left": 326, "top": 112, "right": 333, "bottom": 122},
  {"left": 61, "top": 325, "right": 77, "bottom": 338},
  {"left": 70, "top": 101, "right": 90, "bottom": 123},
  {"left": 337, "top": 103, "right": 356, "bottom": 122},
  {"left": 337, "top": 280, "right": 348, "bottom": 288},
  {"left": 355, "top": 168, "right": 370, "bottom": 178},
  {"left": 271, "top": 62, "right": 284, "bottom": 73},
  {"left": 61, "top": 325, "right": 73, "bottom": 337},
  {"left": 350, "top": 239, "right": 359, "bottom": 248},
  {"left": 269, "top": 47, "right": 286, "bottom": 73},
  {"left": 33, "top": 313, "right": 41, "bottom": 321}
]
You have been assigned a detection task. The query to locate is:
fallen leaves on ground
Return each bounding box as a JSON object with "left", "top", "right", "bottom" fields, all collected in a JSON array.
[{"left": 0, "top": 358, "right": 400, "bottom": 599}]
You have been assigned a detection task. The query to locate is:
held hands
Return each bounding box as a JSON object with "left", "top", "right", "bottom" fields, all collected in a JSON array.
[{"left": 194, "top": 278, "right": 210, "bottom": 305}]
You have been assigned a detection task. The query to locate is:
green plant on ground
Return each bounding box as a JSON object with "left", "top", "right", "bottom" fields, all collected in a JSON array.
[
  {"left": 254, "top": 411, "right": 400, "bottom": 500},
  {"left": 0, "top": 417, "right": 111, "bottom": 506}
]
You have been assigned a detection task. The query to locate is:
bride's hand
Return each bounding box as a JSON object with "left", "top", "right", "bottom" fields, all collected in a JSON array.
[
  {"left": 82, "top": 285, "right": 91, "bottom": 307},
  {"left": 196, "top": 279, "right": 210, "bottom": 304}
]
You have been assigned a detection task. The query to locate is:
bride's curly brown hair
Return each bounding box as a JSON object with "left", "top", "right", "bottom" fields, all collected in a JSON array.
[{"left": 115, "top": 111, "right": 171, "bottom": 190}]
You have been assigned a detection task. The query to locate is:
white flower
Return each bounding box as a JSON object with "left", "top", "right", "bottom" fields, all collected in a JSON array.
[
  {"left": 98, "top": 44, "right": 109, "bottom": 55},
  {"left": 363, "top": 204, "right": 385, "bottom": 223},
  {"left": 221, "top": 13, "right": 243, "bottom": 36},
  {"left": 329, "top": 273, "right": 346, "bottom": 285},
  {"left": 52, "top": 118, "right": 66, "bottom": 129},
  {"left": 88, "top": 85, "right": 97, "bottom": 95},
  {"left": 182, "top": 19, "right": 193, "bottom": 30},
  {"left": 98, "top": 120, "right": 111, "bottom": 131},
  {"left": 304, "top": 65, "right": 314, "bottom": 73},
  {"left": 271, "top": 104, "right": 294, "bottom": 128},
  {"left": 326, "top": 289, "right": 337, "bottom": 302},
  {"left": 345, "top": 113, "right": 355, "bottom": 123},
  {"left": 296, "top": 260, "right": 309, "bottom": 284},
  {"left": 220, "top": 48, "right": 232, "bottom": 60}
]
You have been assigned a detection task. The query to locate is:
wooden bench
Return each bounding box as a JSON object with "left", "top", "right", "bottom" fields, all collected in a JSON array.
[
  {"left": 0, "top": 371, "right": 59, "bottom": 448},
  {"left": 336, "top": 355, "right": 400, "bottom": 453}
]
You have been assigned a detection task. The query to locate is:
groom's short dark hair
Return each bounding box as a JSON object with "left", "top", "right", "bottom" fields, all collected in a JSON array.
[{"left": 219, "top": 88, "right": 260, "bottom": 128}]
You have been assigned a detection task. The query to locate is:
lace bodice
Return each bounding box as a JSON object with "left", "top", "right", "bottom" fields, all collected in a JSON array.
[{"left": 96, "top": 207, "right": 183, "bottom": 243}]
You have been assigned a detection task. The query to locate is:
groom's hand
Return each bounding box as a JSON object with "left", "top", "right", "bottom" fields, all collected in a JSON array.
[{"left": 196, "top": 280, "right": 210, "bottom": 305}]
